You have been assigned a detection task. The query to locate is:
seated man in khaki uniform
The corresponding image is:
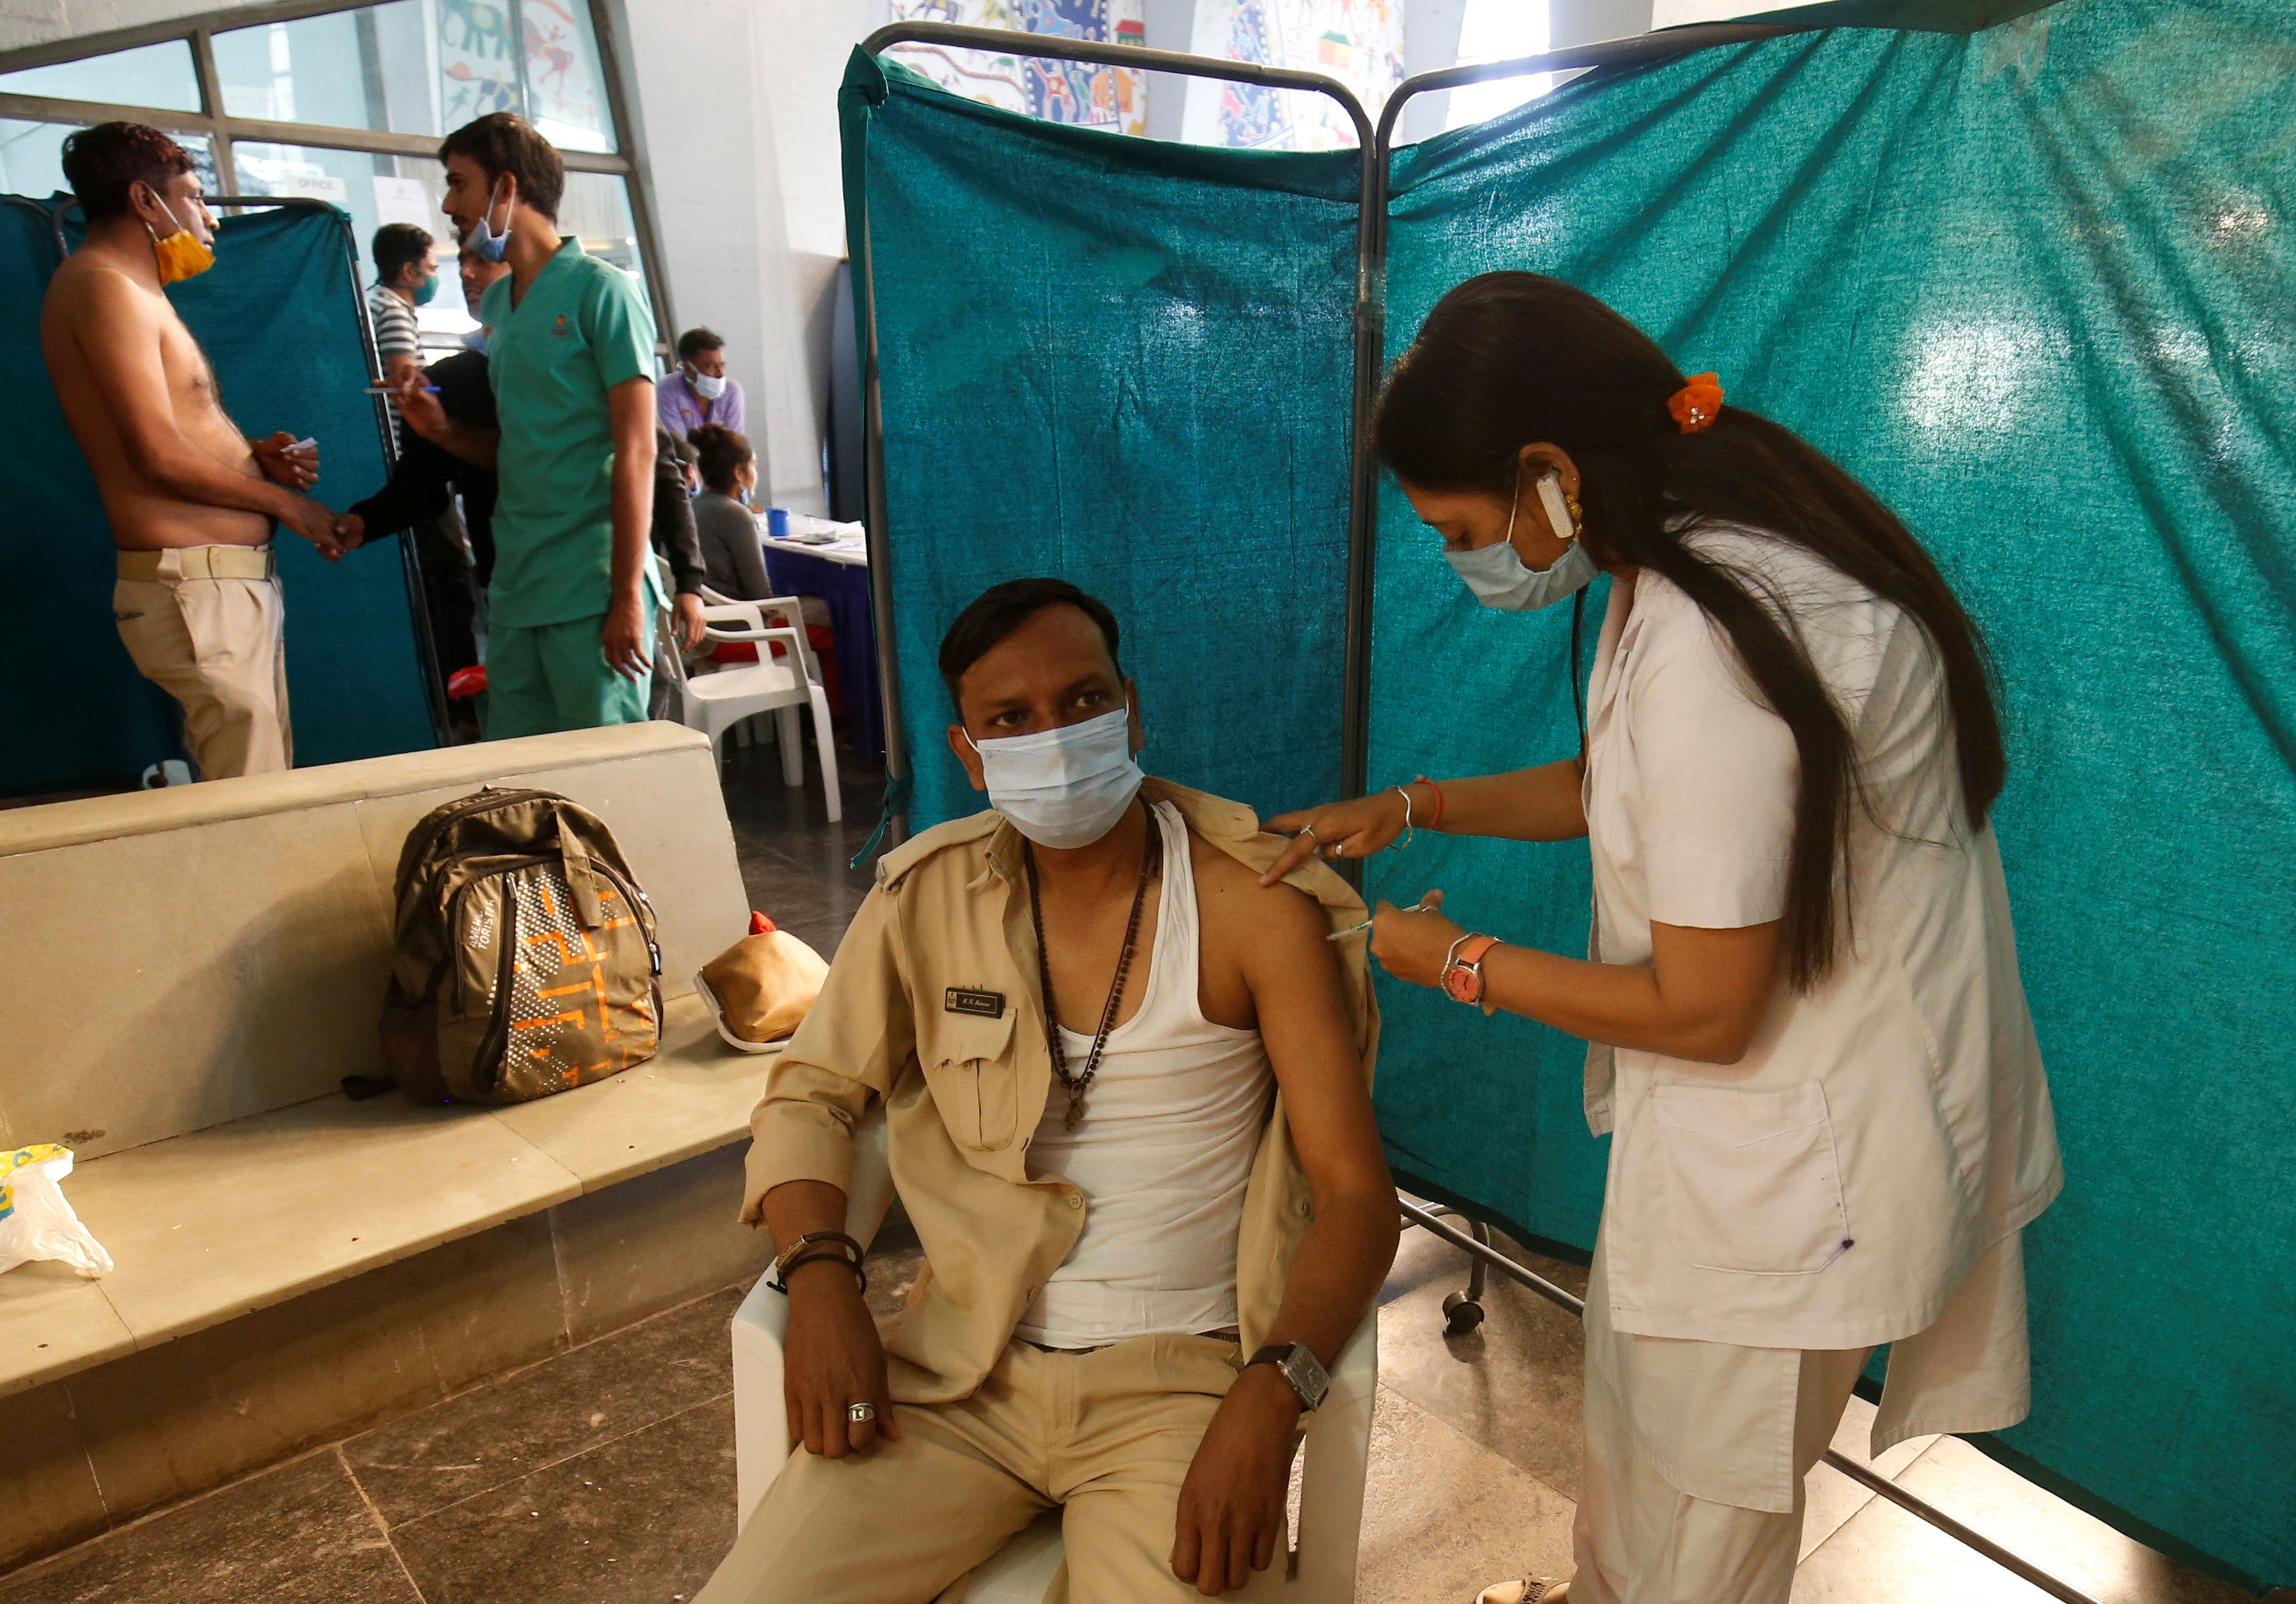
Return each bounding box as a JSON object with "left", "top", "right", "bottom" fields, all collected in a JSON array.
[{"left": 701, "top": 579, "right": 1398, "bottom": 1603}]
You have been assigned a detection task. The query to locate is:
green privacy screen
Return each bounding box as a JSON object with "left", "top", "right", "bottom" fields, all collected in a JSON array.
[
  {"left": 0, "top": 200, "right": 435, "bottom": 796},
  {"left": 848, "top": 3, "right": 2293, "bottom": 1585},
  {"left": 842, "top": 52, "right": 1360, "bottom": 829},
  {"left": 1374, "top": 1, "right": 2295, "bottom": 1586}
]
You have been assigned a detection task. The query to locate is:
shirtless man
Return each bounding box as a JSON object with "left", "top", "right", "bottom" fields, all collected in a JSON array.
[{"left": 40, "top": 121, "right": 341, "bottom": 780}]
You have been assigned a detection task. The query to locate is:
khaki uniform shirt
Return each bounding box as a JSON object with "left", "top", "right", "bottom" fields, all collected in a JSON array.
[{"left": 741, "top": 779, "right": 1379, "bottom": 1404}]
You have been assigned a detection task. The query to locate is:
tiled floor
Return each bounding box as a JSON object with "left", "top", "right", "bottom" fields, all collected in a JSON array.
[{"left": 3, "top": 743, "right": 2263, "bottom": 1603}]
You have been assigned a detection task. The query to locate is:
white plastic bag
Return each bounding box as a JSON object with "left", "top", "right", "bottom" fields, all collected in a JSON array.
[{"left": 0, "top": 1145, "right": 113, "bottom": 1278}]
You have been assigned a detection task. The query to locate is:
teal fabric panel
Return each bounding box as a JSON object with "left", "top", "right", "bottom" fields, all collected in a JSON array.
[
  {"left": 1, "top": 200, "right": 435, "bottom": 794},
  {"left": 1375, "top": 3, "right": 2295, "bottom": 1583},
  {"left": 843, "top": 53, "right": 1361, "bottom": 830}
]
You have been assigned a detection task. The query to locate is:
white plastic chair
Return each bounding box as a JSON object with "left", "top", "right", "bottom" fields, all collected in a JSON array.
[
  {"left": 730, "top": 1107, "right": 1377, "bottom": 1602},
  {"left": 656, "top": 597, "right": 843, "bottom": 822}
]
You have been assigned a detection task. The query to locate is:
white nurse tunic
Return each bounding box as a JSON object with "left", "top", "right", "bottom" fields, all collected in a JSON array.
[{"left": 1577, "top": 526, "right": 2062, "bottom": 1483}]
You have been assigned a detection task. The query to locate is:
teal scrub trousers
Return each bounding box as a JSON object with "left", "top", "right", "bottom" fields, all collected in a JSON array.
[{"left": 484, "top": 603, "right": 655, "bottom": 738}]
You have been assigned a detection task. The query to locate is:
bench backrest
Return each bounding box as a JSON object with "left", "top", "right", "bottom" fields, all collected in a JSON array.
[{"left": 0, "top": 724, "right": 747, "bottom": 1161}]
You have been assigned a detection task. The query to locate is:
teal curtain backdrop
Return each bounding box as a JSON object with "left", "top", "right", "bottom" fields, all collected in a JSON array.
[
  {"left": 1, "top": 200, "right": 436, "bottom": 795},
  {"left": 842, "top": 51, "right": 1360, "bottom": 831},
  {"left": 1374, "top": 1, "right": 2294, "bottom": 1586},
  {"left": 846, "top": 1, "right": 2293, "bottom": 1585}
]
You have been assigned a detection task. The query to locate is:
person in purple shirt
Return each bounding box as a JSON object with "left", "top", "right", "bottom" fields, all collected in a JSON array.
[{"left": 657, "top": 326, "right": 745, "bottom": 437}]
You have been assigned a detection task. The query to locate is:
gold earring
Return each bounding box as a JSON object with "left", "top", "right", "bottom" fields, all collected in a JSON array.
[{"left": 1565, "top": 493, "right": 1584, "bottom": 540}]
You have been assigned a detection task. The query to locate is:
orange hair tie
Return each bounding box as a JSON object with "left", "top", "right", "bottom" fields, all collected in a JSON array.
[{"left": 1668, "top": 372, "right": 1725, "bottom": 433}]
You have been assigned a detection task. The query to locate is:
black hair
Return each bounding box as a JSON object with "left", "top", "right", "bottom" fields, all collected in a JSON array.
[
  {"left": 61, "top": 121, "right": 192, "bottom": 222},
  {"left": 938, "top": 578, "right": 1123, "bottom": 708},
  {"left": 687, "top": 423, "right": 752, "bottom": 493},
  {"left": 371, "top": 222, "right": 434, "bottom": 285},
  {"left": 677, "top": 327, "right": 726, "bottom": 363},
  {"left": 1377, "top": 272, "right": 2006, "bottom": 991},
  {"left": 439, "top": 112, "right": 564, "bottom": 221}
]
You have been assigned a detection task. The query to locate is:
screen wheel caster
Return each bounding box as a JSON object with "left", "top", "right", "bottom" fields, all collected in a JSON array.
[{"left": 1442, "top": 1290, "right": 1486, "bottom": 1335}]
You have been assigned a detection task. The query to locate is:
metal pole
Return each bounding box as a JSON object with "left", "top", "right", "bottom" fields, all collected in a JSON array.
[
  {"left": 854, "top": 23, "right": 1376, "bottom": 849},
  {"left": 585, "top": 0, "right": 679, "bottom": 351},
  {"left": 188, "top": 28, "right": 237, "bottom": 196},
  {"left": 1397, "top": 1199, "right": 2107, "bottom": 1604}
]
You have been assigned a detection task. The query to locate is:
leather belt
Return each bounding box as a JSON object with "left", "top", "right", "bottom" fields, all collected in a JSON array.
[{"left": 117, "top": 545, "right": 277, "bottom": 583}]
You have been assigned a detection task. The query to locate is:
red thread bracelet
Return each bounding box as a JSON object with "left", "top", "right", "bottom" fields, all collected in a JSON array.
[{"left": 1414, "top": 776, "right": 1446, "bottom": 827}]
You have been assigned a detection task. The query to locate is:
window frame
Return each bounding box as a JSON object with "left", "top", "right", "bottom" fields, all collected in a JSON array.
[{"left": 0, "top": 0, "right": 676, "bottom": 347}]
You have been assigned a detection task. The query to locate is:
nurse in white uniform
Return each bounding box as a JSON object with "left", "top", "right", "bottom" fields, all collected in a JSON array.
[{"left": 1265, "top": 272, "right": 2063, "bottom": 1604}]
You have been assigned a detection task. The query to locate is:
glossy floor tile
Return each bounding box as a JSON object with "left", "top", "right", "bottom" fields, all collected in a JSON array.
[{"left": 0, "top": 1449, "right": 418, "bottom": 1604}]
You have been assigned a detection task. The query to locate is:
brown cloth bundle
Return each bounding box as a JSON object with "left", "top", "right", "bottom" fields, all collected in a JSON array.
[{"left": 697, "top": 912, "right": 830, "bottom": 1052}]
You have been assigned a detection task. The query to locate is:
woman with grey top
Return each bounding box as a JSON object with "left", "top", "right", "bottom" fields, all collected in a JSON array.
[{"left": 688, "top": 423, "right": 773, "bottom": 601}]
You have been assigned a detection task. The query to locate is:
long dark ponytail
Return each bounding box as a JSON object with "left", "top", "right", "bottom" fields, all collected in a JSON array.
[{"left": 1376, "top": 272, "right": 2004, "bottom": 990}]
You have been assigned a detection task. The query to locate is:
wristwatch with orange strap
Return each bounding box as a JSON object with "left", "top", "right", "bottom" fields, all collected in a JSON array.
[{"left": 1442, "top": 932, "right": 1502, "bottom": 1014}]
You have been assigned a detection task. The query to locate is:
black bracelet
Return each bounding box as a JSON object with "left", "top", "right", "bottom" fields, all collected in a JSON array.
[{"left": 770, "top": 1246, "right": 868, "bottom": 1297}]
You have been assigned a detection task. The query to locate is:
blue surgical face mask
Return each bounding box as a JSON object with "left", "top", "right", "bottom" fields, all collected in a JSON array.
[
  {"left": 1445, "top": 472, "right": 1599, "bottom": 611},
  {"left": 462, "top": 178, "right": 511, "bottom": 264},
  {"left": 966, "top": 705, "right": 1143, "bottom": 849},
  {"left": 412, "top": 271, "right": 439, "bottom": 306}
]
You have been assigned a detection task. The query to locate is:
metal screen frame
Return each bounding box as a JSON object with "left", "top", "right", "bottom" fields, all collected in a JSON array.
[{"left": 852, "top": 21, "right": 1379, "bottom": 850}]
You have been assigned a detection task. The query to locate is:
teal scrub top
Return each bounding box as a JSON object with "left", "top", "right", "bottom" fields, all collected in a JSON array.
[{"left": 481, "top": 237, "right": 664, "bottom": 629}]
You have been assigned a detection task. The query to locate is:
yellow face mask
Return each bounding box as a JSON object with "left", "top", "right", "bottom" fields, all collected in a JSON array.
[{"left": 145, "top": 196, "right": 215, "bottom": 286}]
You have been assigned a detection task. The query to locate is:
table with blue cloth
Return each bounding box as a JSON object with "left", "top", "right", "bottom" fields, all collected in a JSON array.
[{"left": 760, "top": 533, "right": 884, "bottom": 763}]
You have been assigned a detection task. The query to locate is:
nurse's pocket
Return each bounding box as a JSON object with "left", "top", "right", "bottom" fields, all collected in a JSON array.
[{"left": 1651, "top": 1081, "right": 1851, "bottom": 1275}]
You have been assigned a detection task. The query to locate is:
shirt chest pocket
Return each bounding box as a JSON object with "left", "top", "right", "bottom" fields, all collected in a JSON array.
[
  {"left": 1650, "top": 1081, "right": 1851, "bottom": 1276},
  {"left": 920, "top": 1009, "right": 1022, "bottom": 1152}
]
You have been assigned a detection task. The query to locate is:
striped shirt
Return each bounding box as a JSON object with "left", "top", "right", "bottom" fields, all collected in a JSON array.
[
  {"left": 366, "top": 283, "right": 420, "bottom": 451},
  {"left": 366, "top": 282, "right": 420, "bottom": 365}
]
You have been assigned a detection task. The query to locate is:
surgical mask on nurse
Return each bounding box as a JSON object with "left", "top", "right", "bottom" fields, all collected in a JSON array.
[
  {"left": 1444, "top": 471, "right": 1598, "bottom": 611},
  {"left": 967, "top": 708, "right": 1145, "bottom": 849}
]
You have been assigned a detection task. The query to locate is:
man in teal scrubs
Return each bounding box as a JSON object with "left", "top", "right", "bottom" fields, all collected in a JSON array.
[{"left": 402, "top": 112, "right": 699, "bottom": 735}]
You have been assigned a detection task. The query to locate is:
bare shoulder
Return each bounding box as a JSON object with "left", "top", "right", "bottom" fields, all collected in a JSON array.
[
  {"left": 43, "top": 256, "right": 153, "bottom": 333},
  {"left": 1187, "top": 830, "right": 1328, "bottom": 947}
]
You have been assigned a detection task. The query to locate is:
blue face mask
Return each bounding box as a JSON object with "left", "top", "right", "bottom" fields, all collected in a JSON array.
[
  {"left": 966, "top": 706, "right": 1143, "bottom": 850},
  {"left": 461, "top": 178, "right": 511, "bottom": 264},
  {"left": 1445, "top": 473, "right": 1599, "bottom": 611},
  {"left": 412, "top": 271, "right": 439, "bottom": 306}
]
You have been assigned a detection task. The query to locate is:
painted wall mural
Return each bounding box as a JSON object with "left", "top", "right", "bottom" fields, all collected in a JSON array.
[
  {"left": 1206, "top": 0, "right": 1402, "bottom": 150},
  {"left": 888, "top": 0, "right": 1150, "bottom": 137}
]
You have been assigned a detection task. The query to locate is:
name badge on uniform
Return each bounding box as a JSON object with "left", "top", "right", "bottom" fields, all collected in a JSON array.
[{"left": 945, "top": 987, "right": 1005, "bottom": 1019}]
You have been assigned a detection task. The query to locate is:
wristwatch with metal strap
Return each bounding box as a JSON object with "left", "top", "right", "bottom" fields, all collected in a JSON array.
[{"left": 1243, "top": 1341, "right": 1332, "bottom": 1412}]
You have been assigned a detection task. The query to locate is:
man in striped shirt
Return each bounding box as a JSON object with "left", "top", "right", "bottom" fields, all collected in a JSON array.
[{"left": 366, "top": 223, "right": 435, "bottom": 448}]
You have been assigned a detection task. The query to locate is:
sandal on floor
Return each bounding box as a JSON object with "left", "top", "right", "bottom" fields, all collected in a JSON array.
[{"left": 1476, "top": 1579, "right": 1564, "bottom": 1604}]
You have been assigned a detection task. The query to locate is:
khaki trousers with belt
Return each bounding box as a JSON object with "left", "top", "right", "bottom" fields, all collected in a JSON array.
[
  {"left": 699, "top": 1332, "right": 1288, "bottom": 1604},
  {"left": 112, "top": 545, "right": 292, "bottom": 780}
]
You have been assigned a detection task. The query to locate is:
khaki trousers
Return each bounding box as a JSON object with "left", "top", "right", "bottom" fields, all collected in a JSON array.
[
  {"left": 112, "top": 547, "right": 292, "bottom": 779},
  {"left": 699, "top": 1333, "right": 1285, "bottom": 1604}
]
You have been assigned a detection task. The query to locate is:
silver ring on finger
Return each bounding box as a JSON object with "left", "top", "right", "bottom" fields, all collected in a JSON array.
[
  {"left": 1299, "top": 824, "right": 1318, "bottom": 842},
  {"left": 847, "top": 1400, "right": 876, "bottom": 1424}
]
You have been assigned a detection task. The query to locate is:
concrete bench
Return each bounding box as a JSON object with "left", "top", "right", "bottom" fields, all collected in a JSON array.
[{"left": 0, "top": 724, "right": 771, "bottom": 1570}]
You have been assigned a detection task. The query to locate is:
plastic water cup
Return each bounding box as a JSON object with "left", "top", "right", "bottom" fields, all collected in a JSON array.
[{"left": 768, "top": 508, "right": 790, "bottom": 538}]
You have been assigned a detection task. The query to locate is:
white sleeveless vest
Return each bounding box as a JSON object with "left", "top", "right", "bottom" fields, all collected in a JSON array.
[{"left": 1013, "top": 801, "right": 1275, "bottom": 1349}]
